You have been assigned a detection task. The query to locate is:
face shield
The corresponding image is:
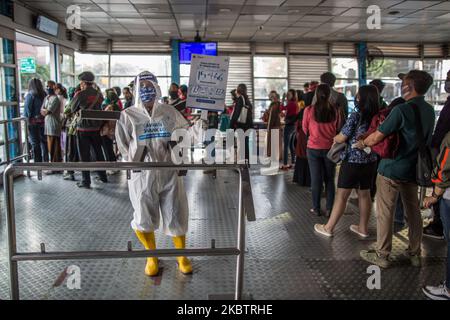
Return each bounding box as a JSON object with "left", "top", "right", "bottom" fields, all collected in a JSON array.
[{"left": 133, "top": 71, "right": 162, "bottom": 117}]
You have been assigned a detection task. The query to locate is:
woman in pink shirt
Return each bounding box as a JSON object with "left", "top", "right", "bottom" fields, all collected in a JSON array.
[{"left": 303, "top": 84, "right": 341, "bottom": 216}]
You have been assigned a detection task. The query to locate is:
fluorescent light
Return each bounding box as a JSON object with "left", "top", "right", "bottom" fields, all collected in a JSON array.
[{"left": 219, "top": 8, "right": 232, "bottom": 13}]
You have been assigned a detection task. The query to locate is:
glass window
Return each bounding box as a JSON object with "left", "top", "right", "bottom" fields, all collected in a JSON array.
[
  {"left": 110, "top": 55, "right": 171, "bottom": 77},
  {"left": 95, "top": 77, "right": 110, "bottom": 92},
  {"left": 0, "top": 0, "right": 14, "bottom": 19},
  {"left": 423, "top": 59, "right": 450, "bottom": 114},
  {"left": 332, "top": 58, "right": 359, "bottom": 113},
  {"left": 254, "top": 56, "right": 287, "bottom": 78},
  {"left": 254, "top": 56, "right": 288, "bottom": 120},
  {"left": 367, "top": 58, "right": 422, "bottom": 80},
  {"left": 254, "top": 78, "right": 288, "bottom": 100},
  {"left": 366, "top": 58, "right": 422, "bottom": 104},
  {"left": 17, "top": 38, "right": 52, "bottom": 104},
  {"left": 0, "top": 37, "right": 15, "bottom": 64},
  {"left": 0, "top": 35, "right": 19, "bottom": 164},
  {"left": 0, "top": 67, "right": 17, "bottom": 103},
  {"left": 60, "top": 53, "right": 75, "bottom": 89},
  {"left": 75, "top": 52, "right": 109, "bottom": 75},
  {"left": 180, "top": 64, "right": 191, "bottom": 87},
  {"left": 110, "top": 77, "right": 135, "bottom": 90}
]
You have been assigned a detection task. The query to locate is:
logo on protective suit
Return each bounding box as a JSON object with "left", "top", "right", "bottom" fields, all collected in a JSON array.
[{"left": 139, "top": 122, "right": 171, "bottom": 141}]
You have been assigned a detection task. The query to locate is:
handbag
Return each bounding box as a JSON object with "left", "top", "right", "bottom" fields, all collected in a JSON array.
[
  {"left": 327, "top": 142, "right": 347, "bottom": 163},
  {"left": 237, "top": 96, "right": 250, "bottom": 124},
  {"left": 411, "top": 103, "right": 433, "bottom": 187}
]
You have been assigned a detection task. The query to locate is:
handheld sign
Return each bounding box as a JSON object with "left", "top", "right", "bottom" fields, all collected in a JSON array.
[{"left": 186, "top": 54, "right": 229, "bottom": 112}]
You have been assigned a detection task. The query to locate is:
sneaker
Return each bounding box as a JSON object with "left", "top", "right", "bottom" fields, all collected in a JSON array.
[
  {"left": 422, "top": 283, "right": 450, "bottom": 300},
  {"left": 63, "top": 173, "right": 75, "bottom": 181},
  {"left": 310, "top": 208, "right": 322, "bottom": 217},
  {"left": 423, "top": 225, "right": 444, "bottom": 240},
  {"left": 398, "top": 251, "right": 422, "bottom": 267},
  {"left": 349, "top": 225, "right": 369, "bottom": 238},
  {"left": 360, "top": 249, "right": 391, "bottom": 269},
  {"left": 314, "top": 224, "right": 333, "bottom": 237},
  {"left": 76, "top": 182, "right": 91, "bottom": 189},
  {"left": 95, "top": 176, "right": 108, "bottom": 183}
]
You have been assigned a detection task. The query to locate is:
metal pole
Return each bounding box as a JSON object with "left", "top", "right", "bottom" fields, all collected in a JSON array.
[
  {"left": 23, "top": 119, "right": 30, "bottom": 177},
  {"left": 234, "top": 168, "right": 245, "bottom": 300},
  {"left": 4, "top": 122, "right": 10, "bottom": 164},
  {"left": 4, "top": 165, "right": 19, "bottom": 300}
]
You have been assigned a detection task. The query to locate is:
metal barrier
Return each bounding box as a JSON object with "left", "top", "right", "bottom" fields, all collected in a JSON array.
[
  {"left": 0, "top": 117, "right": 30, "bottom": 173},
  {"left": 3, "top": 162, "right": 256, "bottom": 300}
]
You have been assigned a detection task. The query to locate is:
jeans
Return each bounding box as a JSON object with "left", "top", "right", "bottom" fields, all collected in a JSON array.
[
  {"left": 77, "top": 131, "right": 107, "bottom": 185},
  {"left": 283, "top": 124, "right": 295, "bottom": 166},
  {"left": 28, "top": 124, "right": 48, "bottom": 162},
  {"left": 307, "top": 148, "right": 336, "bottom": 211},
  {"left": 440, "top": 198, "right": 450, "bottom": 289}
]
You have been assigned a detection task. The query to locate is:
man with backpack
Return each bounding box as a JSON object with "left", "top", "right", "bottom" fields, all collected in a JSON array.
[{"left": 356, "top": 70, "right": 435, "bottom": 268}]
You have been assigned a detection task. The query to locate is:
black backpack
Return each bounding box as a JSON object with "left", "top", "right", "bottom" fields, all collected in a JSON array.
[{"left": 411, "top": 103, "right": 433, "bottom": 187}]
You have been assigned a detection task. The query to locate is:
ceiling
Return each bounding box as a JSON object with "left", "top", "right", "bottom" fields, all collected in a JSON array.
[{"left": 17, "top": 0, "right": 450, "bottom": 43}]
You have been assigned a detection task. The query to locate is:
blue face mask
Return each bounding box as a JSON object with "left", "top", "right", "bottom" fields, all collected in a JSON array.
[
  {"left": 47, "top": 88, "right": 55, "bottom": 95},
  {"left": 139, "top": 86, "right": 156, "bottom": 103}
]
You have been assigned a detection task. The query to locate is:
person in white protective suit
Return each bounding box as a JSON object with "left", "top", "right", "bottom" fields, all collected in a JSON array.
[{"left": 115, "top": 71, "right": 192, "bottom": 276}]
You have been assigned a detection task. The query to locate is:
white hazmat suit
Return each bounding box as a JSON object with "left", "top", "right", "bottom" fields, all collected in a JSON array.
[{"left": 115, "top": 72, "right": 190, "bottom": 237}]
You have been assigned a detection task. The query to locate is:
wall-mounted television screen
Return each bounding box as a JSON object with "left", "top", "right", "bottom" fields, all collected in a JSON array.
[
  {"left": 36, "top": 15, "right": 59, "bottom": 37},
  {"left": 179, "top": 42, "right": 218, "bottom": 64}
]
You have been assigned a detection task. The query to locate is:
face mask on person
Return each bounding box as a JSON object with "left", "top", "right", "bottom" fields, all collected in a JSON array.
[
  {"left": 169, "top": 91, "right": 179, "bottom": 99},
  {"left": 47, "top": 87, "right": 55, "bottom": 95},
  {"left": 401, "top": 84, "right": 412, "bottom": 100},
  {"left": 139, "top": 86, "right": 157, "bottom": 103},
  {"left": 445, "top": 80, "right": 450, "bottom": 94}
]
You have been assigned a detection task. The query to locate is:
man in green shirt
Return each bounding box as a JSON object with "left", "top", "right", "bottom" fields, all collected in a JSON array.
[{"left": 356, "top": 70, "right": 436, "bottom": 268}]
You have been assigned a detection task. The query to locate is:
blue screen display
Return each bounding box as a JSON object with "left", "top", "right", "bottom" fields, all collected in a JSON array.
[{"left": 179, "top": 42, "right": 218, "bottom": 64}]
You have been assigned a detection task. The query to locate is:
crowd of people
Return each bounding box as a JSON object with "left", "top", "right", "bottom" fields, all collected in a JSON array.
[
  {"left": 23, "top": 72, "right": 133, "bottom": 187},
  {"left": 259, "top": 69, "right": 450, "bottom": 300},
  {"left": 22, "top": 66, "right": 450, "bottom": 300}
]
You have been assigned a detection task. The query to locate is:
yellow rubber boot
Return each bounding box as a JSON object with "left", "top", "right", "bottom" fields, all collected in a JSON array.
[
  {"left": 172, "top": 235, "right": 193, "bottom": 275},
  {"left": 135, "top": 230, "right": 159, "bottom": 277}
]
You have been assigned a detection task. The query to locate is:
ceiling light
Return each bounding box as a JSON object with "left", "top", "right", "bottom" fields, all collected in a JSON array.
[
  {"left": 214, "top": 32, "right": 223, "bottom": 35},
  {"left": 287, "top": 33, "right": 296, "bottom": 36},
  {"left": 148, "top": 7, "right": 160, "bottom": 12},
  {"left": 288, "top": 9, "right": 300, "bottom": 14},
  {"left": 264, "top": 32, "right": 272, "bottom": 35},
  {"left": 163, "top": 31, "right": 171, "bottom": 34},
  {"left": 219, "top": 8, "right": 232, "bottom": 13}
]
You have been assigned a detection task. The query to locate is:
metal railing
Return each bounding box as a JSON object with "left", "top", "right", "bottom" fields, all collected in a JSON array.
[
  {"left": 0, "top": 117, "right": 30, "bottom": 173},
  {"left": 3, "top": 162, "right": 256, "bottom": 300}
]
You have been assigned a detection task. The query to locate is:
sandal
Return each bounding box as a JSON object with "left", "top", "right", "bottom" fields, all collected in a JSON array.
[
  {"left": 350, "top": 225, "right": 369, "bottom": 238},
  {"left": 314, "top": 224, "right": 333, "bottom": 237}
]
